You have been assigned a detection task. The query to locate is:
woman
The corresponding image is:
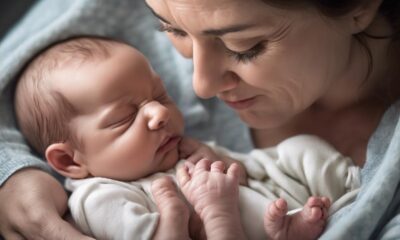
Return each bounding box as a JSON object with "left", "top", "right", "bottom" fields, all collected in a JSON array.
[
  {"left": 145, "top": 0, "right": 399, "bottom": 165},
  {"left": 144, "top": 0, "right": 400, "bottom": 239},
  {"left": 0, "top": 0, "right": 399, "bottom": 239}
]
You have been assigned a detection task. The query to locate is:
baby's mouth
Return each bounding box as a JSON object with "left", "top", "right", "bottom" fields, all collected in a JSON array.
[{"left": 156, "top": 135, "right": 181, "bottom": 154}]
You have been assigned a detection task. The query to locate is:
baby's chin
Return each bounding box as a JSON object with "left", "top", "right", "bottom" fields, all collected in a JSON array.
[{"left": 159, "top": 148, "right": 180, "bottom": 171}]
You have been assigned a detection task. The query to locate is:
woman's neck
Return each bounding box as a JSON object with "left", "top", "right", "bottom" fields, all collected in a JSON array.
[
  {"left": 316, "top": 15, "right": 396, "bottom": 111},
  {"left": 251, "top": 99, "right": 386, "bottom": 166}
]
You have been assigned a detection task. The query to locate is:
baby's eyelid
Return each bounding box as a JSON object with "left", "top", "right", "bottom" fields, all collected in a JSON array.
[{"left": 110, "top": 112, "right": 136, "bottom": 129}]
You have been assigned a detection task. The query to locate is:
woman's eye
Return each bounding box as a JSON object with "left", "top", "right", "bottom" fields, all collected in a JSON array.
[
  {"left": 157, "top": 23, "right": 187, "bottom": 38},
  {"left": 226, "top": 42, "right": 266, "bottom": 63}
]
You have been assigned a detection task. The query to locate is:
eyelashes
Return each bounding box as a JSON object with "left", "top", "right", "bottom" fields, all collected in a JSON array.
[
  {"left": 225, "top": 42, "right": 266, "bottom": 63},
  {"left": 109, "top": 93, "right": 170, "bottom": 130},
  {"left": 110, "top": 113, "right": 136, "bottom": 129},
  {"left": 157, "top": 24, "right": 187, "bottom": 38},
  {"left": 157, "top": 23, "right": 266, "bottom": 63}
]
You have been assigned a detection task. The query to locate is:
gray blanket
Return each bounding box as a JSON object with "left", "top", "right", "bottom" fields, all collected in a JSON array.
[{"left": 1, "top": 1, "right": 399, "bottom": 239}]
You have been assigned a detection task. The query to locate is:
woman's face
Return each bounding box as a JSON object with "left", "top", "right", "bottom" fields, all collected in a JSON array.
[{"left": 146, "top": 0, "right": 355, "bottom": 129}]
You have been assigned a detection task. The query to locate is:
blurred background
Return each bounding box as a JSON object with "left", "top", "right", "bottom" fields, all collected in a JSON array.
[{"left": 0, "top": 0, "right": 36, "bottom": 40}]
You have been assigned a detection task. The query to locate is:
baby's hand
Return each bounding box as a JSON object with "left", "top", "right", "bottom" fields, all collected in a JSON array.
[
  {"left": 177, "top": 160, "right": 247, "bottom": 240},
  {"left": 177, "top": 159, "right": 240, "bottom": 220},
  {"left": 221, "top": 157, "right": 248, "bottom": 186},
  {"left": 179, "top": 137, "right": 248, "bottom": 185}
]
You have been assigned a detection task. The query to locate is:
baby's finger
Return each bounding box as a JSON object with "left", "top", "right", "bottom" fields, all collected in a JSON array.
[
  {"left": 210, "top": 161, "right": 225, "bottom": 173},
  {"left": 177, "top": 164, "right": 191, "bottom": 187},
  {"left": 151, "top": 177, "right": 180, "bottom": 206},
  {"left": 194, "top": 159, "right": 212, "bottom": 174},
  {"left": 184, "top": 161, "right": 195, "bottom": 175},
  {"left": 227, "top": 163, "right": 240, "bottom": 179},
  {"left": 151, "top": 176, "right": 175, "bottom": 193}
]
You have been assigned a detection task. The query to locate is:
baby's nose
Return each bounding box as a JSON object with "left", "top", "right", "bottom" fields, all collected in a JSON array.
[{"left": 144, "top": 101, "right": 170, "bottom": 130}]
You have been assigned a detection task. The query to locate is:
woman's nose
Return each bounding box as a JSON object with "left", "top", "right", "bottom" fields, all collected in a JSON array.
[
  {"left": 143, "top": 101, "right": 170, "bottom": 130},
  {"left": 192, "top": 41, "right": 238, "bottom": 99}
]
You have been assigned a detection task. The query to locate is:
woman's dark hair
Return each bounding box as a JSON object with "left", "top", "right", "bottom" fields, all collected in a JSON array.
[
  {"left": 263, "top": 0, "right": 400, "bottom": 83},
  {"left": 379, "top": 0, "right": 400, "bottom": 38},
  {"left": 313, "top": 0, "right": 399, "bottom": 39},
  {"left": 262, "top": 0, "right": 399, "bottom": 36}
]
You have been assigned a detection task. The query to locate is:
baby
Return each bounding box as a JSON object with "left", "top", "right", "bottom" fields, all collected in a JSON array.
[{"left": 14, "top": 37, "right": 359, "bottom": 240}]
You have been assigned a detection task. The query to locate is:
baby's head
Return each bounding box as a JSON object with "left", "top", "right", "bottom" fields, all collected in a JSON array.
[{"left": 15, "top": 37, "right": 184, "bottom": 181}]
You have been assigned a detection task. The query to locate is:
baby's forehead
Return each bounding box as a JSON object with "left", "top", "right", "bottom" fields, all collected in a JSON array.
[
  {"left": 39, "top": 38, "right": 160, "bottom": 100},
  {"left": 48, "top": 38, "right": 120, "bottom": 65},
  {"left": 26, "top": 38, "right": 116, "bottom": 85}
]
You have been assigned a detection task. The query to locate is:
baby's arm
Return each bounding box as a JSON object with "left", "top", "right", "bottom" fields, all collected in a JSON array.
[
  {"left": 179, "top": 137, "right": 248, "bottom": 185},
  {"left": 177, "top": 159, "right": 247, "bottom": 240},
  {"left": 68, "top": 179, "right": 179, "bottom": 240},
  {"left": 151, "top": 177, "right": 190, "bottom": 240}
]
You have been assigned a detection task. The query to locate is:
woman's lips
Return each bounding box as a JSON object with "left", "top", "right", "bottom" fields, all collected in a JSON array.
[
  {"left": 156, "top": 136, "right": 181, "bottom": 154},
  {"left": 223, "top": 97, "right": 256, "bottom": 110}
]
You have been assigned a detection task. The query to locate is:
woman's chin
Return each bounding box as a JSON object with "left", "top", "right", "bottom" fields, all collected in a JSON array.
[{"left": 238, "top": 111, "right": 288, "bottom": 129}]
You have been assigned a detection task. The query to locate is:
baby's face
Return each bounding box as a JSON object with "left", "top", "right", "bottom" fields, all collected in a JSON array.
[{"left": 52, "top": 44, "right": 184, "bottom": 181}]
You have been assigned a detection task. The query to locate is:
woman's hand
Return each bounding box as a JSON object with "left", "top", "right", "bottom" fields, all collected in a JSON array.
[{"left": 0, "top": 168, "right": 93, "bottom": 240}]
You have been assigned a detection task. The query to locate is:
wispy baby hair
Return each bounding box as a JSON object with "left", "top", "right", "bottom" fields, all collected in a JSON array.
[{"left": 14, "top": 36, "right": 120, "bottom": 155}]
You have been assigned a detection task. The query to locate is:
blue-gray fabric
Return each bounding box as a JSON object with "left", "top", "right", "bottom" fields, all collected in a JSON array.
[{"left": 0, "top": 1, "right": 399, "bottom": 239}]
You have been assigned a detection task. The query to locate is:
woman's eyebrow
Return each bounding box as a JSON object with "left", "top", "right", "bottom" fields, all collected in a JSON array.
[
  {"left": 202, "top": 24, "right": 255, "bottom": 36},
  {"left": 145, "top": 2, "right": 171, "bottom": 24}
]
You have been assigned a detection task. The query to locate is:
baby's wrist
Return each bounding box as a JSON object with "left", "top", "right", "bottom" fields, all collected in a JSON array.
[
  {"left": 200, "top": 203, "right": 239, "bottom": 223},
  {"left": 155, "top": 206, "right": 190, "bottom": 240},
  {"left": 161, "top": 205, "right": 190, "bottom": 221},
  {"left": 156, "top": 198, "right": 190, "bottom": 224},
  {"left": 201, "top": 207, "right": 246, "bottom": 240}
]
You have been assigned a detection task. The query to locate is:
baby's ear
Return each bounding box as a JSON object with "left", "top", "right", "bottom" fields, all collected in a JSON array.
[{"left": 46, "top": 143, "right": 89, "bottom": 179}]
